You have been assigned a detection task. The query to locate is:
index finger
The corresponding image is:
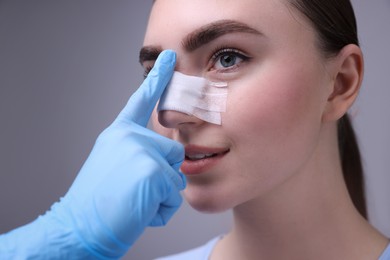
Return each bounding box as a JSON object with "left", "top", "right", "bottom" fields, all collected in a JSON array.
[{"left": 115, "top": 50, "right": 176, "bottom": 127}]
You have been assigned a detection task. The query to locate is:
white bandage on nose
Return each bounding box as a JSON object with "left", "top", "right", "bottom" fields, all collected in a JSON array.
[{"left": 157, "top": 71, "right": 228, "bottom": 125}]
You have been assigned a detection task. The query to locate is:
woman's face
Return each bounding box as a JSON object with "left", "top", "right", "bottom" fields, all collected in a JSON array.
[{"left": 142, "top": 0, "right": 335, "bottom": 212}]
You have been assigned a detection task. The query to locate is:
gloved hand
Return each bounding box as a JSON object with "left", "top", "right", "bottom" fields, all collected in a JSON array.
[{"left": 0, "top": 50, "right": 185, "bottom": 259}]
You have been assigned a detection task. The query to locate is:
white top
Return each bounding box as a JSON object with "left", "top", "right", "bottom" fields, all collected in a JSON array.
[
  {"left": 380, "top": 243, "right": 390, "bottom": 260},
  {"left": 156, "top": 236, "right": 390, "bottom": 260}
]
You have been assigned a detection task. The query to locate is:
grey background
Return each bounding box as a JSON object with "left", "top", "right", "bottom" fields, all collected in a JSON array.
[{"left": 0, "top": 1, "right": 388, "bottom": 259}]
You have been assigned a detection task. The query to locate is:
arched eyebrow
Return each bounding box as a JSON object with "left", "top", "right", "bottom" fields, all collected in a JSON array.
[
  {"left": 139, "top": 19, "right": 262, "bottom": 65},
  {"left": 183, "top": 20, "right": 262, "bottom": 52}
]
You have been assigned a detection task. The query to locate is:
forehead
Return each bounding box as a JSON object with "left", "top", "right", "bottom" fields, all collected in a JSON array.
[{"left": 144, "top": 0, "right": 309, "bottom": 45}]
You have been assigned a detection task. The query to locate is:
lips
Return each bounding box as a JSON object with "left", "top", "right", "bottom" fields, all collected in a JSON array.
[{"left": 181, "top": 145, "right": 230, "bottom": 175}]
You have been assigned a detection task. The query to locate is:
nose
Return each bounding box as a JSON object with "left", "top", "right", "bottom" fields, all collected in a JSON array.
[{"left": 158, "top": 110, "right": 204, "bottom": 129}]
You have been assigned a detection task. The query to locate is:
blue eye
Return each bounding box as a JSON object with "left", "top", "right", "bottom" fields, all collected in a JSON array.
[
  {"left": 211, "top": 48, "right": 248, "bottom": 71},
  {"left": 219, "top": 54, "right": 240, "bottom": 68}
]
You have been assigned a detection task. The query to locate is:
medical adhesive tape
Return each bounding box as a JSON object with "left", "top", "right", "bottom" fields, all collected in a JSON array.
[{"left": 157, "top": 71, "right": 228, "bottom": 125}]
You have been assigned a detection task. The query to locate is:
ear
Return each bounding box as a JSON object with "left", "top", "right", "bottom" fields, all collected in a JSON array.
[{"left": 322, "top": 44, "right": 364, "bottom": 122}]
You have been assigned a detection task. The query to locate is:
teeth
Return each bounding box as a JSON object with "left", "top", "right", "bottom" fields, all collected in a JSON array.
[{"left": 187, "top": 153, "right": 215, "bottom": 160}]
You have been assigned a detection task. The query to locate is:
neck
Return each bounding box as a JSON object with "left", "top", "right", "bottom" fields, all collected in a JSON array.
[{"left": 212, "top": 124, "right": 388, "bottom": 260}]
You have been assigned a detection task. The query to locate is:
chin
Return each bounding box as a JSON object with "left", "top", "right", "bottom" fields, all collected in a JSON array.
[{"left": 183, "top": 188, "right": 234, "bottom": 214}]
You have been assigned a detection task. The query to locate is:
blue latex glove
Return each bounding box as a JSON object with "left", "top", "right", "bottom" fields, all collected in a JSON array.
[{"left": 0, "top": 50, "right": 185, "bottom": 259}]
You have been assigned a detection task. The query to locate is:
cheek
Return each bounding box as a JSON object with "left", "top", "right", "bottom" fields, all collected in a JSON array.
[
  {"left": 224, "top": 63, "right": 326, "bottom": 171},
  {"left": 228, "top": 74, "right": 319, "bottom": 135}
]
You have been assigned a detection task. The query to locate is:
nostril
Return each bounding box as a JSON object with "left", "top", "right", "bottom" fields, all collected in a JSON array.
[
  {"left": 158, "top": 110, "right": 176, "bottom": 128},
  {"left": 158, "top": 110, "right": 198, "bottom": 128}
]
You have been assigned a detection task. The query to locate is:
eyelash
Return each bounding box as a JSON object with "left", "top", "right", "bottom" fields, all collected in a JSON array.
[
  {"left": 209, "top": 47, "right": 250, "bottom": 72},
  {"left": 143, "top": 66, "right": 152, "bottom": 79},
  {"left": 142, "top": 47, "right": 250, "bottom": 78}
]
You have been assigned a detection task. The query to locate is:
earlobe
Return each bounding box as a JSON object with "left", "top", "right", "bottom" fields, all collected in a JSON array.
[{"left": 322, "top": 44, "right": 364, "bottom": 122}]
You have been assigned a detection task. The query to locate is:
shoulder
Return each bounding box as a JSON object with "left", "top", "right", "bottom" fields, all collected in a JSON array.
[{"left": 155, "top": 236, "right": 221, "bottom": 260}]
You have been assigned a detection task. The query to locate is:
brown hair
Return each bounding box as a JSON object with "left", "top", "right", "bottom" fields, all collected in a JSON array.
[{"left": 289, "top": 0, "right": 367, "bottom": 218}]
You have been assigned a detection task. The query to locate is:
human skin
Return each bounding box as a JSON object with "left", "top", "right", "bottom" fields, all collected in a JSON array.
[{"left": 142, "top": 0, "right": 389, "bottom": 259}]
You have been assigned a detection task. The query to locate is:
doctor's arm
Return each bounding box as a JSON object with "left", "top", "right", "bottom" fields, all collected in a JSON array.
[{"left": 0, "top": 50, "right": 185, "bottom": 259}]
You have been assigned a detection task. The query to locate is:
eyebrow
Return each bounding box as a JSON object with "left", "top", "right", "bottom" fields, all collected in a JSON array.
[
  {"left": 138, "top": 45, "right": 163, "bottom": 64},
  {"left": 139, "top": 19, "right": 262, "bottom": 65},
  {"left": 183, "top": 20, "right": 262, "bottom": 52}
]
